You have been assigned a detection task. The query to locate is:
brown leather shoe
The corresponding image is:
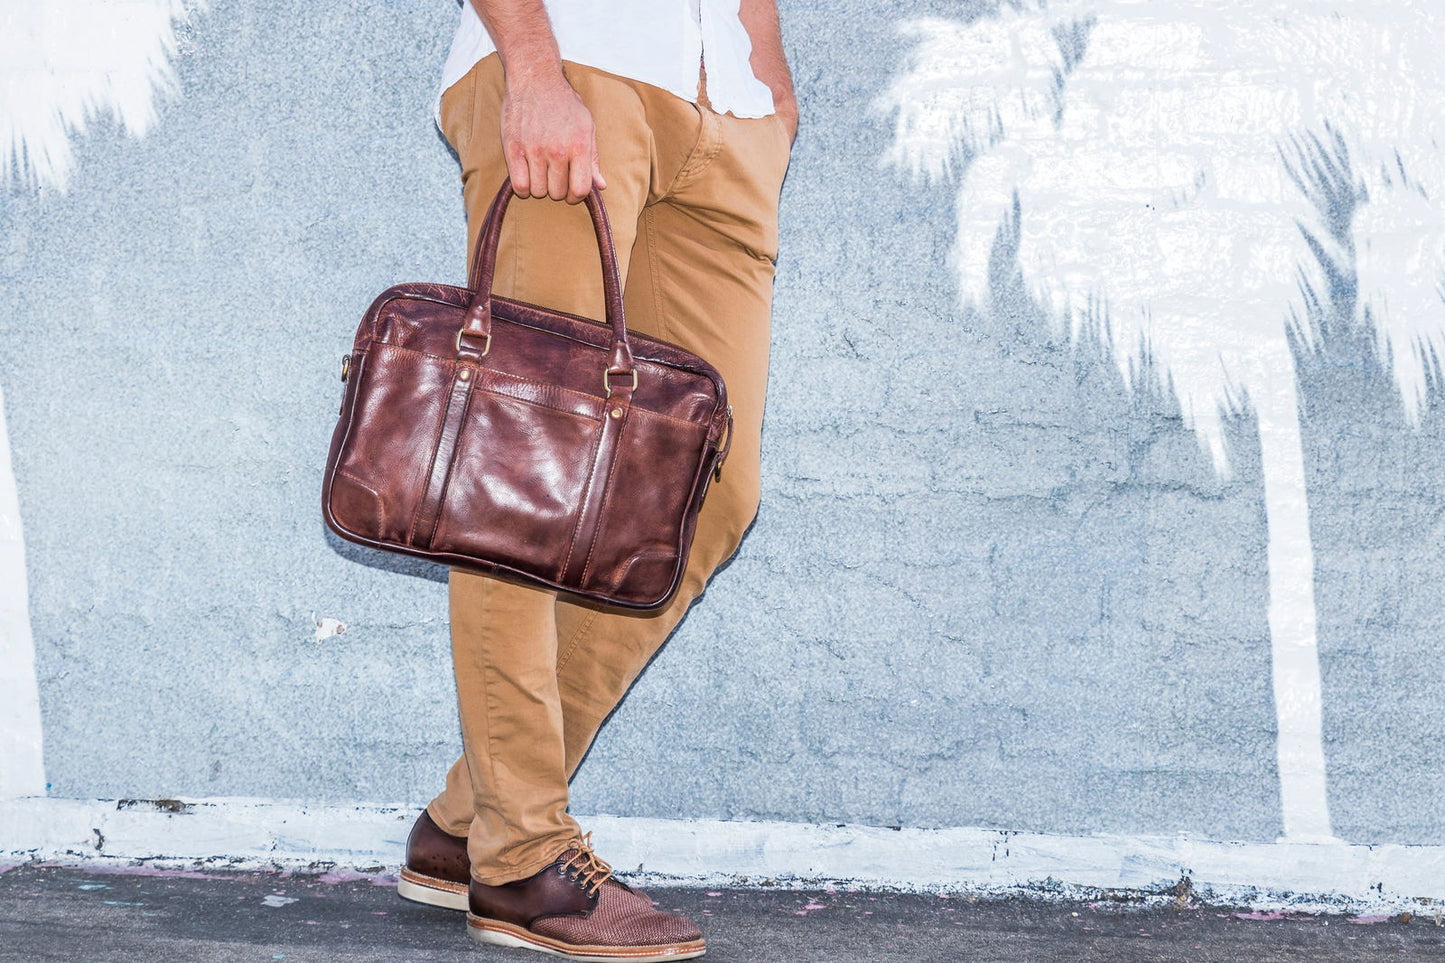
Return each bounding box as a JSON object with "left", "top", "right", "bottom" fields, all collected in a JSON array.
[
  {"left": 397, "top": 809, "right": 470, "bottom": 911},
  {"left": 467, "top": 835, "right": 705, "bottom": 961}
]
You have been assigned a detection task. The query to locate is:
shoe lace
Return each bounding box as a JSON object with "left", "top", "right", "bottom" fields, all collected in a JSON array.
[{"left": 559, "top": 832, "right": 614, "bottom": 897}]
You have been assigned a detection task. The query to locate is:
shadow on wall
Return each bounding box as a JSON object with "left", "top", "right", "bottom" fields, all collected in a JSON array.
[{"left": 324, "top": 528, "right": 448, "bottom": 585}]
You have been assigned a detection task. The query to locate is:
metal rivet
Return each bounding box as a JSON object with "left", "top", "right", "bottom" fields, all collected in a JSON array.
[
  {"left": 610, "top": 407, "right": 623, "bottom": 419},
  {"left": 458, "top": 369, "right": 471, "bottom": 382}
]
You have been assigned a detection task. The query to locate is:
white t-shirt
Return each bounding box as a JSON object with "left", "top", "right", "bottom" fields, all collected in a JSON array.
[{"left": 437, "top": 0, "right": 777, "bottom": 122}]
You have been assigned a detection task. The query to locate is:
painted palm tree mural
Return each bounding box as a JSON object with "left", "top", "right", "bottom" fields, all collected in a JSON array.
[
  {"left": 1, "top": 0, "right": 191, "bottom": 190},
  {"left": 879, "top": 0, "right": 1445, "bottom": 843},
  {"left": 0, "top": 0, "right": 195, "bottom": 796}
]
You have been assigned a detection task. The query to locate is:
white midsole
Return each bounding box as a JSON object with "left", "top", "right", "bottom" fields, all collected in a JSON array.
[
  {"left": 470, "top": 924, "right": 705, "bottom": 962},
  {"left": 397, "top": 874, "right": 469, "bottom": 912}
]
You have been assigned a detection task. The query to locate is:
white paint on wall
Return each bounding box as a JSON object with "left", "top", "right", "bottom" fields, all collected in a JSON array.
[
  {"left": 3, "top": 797, "right": 1445, "bottom": 913},
  {"left": 1253, "top": 377, "right": 1332, "bottom": 843},
  {"left": 0, "top": 386, "right": 45, "bottom": 799},
  {"left": 0, "top": 0, "right": 195, "bottom": 191},
  {"left": 879, "top": 0, "right": 1445, "bottom": 843},
  {"left": 0, "top": 0, "right": 201, "bottom": 793}
]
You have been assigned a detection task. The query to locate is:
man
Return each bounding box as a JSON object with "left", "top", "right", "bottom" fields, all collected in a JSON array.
[{"left": 394, "top": 1, "right": 795, "bottom": 959}]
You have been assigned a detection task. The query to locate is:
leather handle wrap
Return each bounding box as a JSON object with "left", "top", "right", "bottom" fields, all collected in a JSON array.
[{"left": 463, "top": 180, "right": 633, "bottom": 375}]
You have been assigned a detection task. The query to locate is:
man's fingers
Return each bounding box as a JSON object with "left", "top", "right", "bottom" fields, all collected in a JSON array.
[
  {"left": 545, "top": 151, "right": 570, "bottom": 201},
  {"left": 526, "top": 152, "right": 549, "bottom": 199},
  {"left": 505, "top": 141, "right": 530, "bottom": 196},
  {"left": 566, "top": 144, "right": 592, "bottom": 204}
]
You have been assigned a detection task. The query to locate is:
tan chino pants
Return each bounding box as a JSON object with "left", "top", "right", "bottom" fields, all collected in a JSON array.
[{"left": 427, "top": 55, "right": 790, "bottom": 885}]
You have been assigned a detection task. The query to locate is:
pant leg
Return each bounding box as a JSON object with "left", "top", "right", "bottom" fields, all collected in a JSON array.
[
  {"left": 550, "top": 102, "right": 791, "bottom": 771},
  {"left": 426, "top": 55, "right": 657, "bottom": 884},
  {"left": 426, "top": 59, "right": 789, "bottom": 872}
]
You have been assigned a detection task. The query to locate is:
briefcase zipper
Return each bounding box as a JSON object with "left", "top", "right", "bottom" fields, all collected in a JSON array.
[{"left": 714, "top": 404, "right": 733, "bottom": 481}]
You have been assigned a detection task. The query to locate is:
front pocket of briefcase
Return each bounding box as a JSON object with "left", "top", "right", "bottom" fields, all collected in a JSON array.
[
  {"left": 430, "top": 389, "right": 601, "bottom": 579},
  {"left": 581, "top": 408, "right": 710, "bottom": 597}
]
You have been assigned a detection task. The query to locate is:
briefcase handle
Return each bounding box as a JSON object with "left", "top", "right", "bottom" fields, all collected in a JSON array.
[{"left": 457, "top": 179, "right": 636, "bottom": 391}]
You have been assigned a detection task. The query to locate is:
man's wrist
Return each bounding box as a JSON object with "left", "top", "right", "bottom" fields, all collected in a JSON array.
[{"left": 502, "top": 57, "right": 568, "bottom": 92}]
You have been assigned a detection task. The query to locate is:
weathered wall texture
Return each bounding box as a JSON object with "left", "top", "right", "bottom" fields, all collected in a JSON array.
[{"left": 3, "top": 0, "right": 1443, "bottom": 860}]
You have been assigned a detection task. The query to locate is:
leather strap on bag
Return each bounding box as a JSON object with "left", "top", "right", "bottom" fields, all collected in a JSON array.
[
  {"left": 561, "top": 377, "right": 635, "bottom": 587},
  {"left": 410, "top": 367, "right": 476, "bottom": 550},
  {"left": 460, "top": 180, "right": 636, "bottom": 386}
]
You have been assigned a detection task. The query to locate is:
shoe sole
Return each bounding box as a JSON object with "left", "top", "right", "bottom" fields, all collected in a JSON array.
[
  {"left": 397, "top": 867, "right": 469, "bottom": 912},
  {"left": 467, "top": 913, "right": 706, "bottom": 961}
]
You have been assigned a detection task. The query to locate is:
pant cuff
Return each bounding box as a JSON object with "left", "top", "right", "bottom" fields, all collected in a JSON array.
[
  {"left": 471, "top": 833, "right": 580, "bottom": 886},
  {"left": 425, "top": 800, "right": 471, "bottom": 838}
]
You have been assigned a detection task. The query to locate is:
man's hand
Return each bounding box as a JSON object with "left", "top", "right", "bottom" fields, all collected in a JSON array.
[
  {"left": 774, "top": 96, "right": 799, "bottom": 146},
  {"left": 501, "top": 69, "right": 606, "bottom": 204},
  {"left": 468, "top": 0, "right": 604, "bottom": 204},
  {"left": 740, "top": 0, "right": 796, "bottom": 147}
]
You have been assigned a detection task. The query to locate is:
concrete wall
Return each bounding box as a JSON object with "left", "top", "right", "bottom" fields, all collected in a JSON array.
[{"left": 4, "top": 0, "right": 1445, "bottom": 900}]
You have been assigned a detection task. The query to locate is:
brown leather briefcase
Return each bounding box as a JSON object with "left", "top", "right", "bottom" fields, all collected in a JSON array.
[{"left": 322, "top": 180, "right": 732, "bottom": 609}]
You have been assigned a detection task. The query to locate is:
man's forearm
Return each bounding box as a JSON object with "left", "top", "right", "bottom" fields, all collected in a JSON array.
[
  {"left": 468, "top": 0, "right": 564, "bottom": 89},
  {"left": 738, "top": 0, "right": 795, "bottom": 122}
]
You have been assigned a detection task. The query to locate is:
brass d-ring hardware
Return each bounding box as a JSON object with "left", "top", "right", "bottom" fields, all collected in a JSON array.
[
  {"left": 340, "top": 355, "right": 351, "bottom": 382},
  {"left": 603, "top": 369, "right": 639, "bottom": 393},
  {"left": 456, "top": 328, "right": 492, "bottom": 357}
]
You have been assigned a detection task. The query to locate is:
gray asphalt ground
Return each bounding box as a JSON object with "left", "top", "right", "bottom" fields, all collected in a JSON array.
[{"left": 2, "top": 863, "right": 1443, "bottom": 962}]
